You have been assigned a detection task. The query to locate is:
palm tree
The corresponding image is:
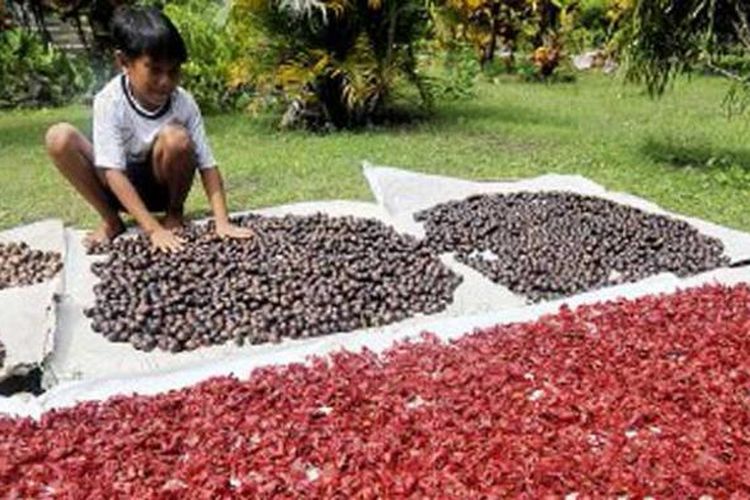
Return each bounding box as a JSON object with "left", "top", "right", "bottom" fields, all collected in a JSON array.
[{"left": 231, "top": 0, "right": 432, "bottom": 129}]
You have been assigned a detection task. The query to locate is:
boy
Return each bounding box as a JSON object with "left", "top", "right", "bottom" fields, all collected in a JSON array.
[{"left": 45, "top": 5, "right": 252, "bottom": 252}]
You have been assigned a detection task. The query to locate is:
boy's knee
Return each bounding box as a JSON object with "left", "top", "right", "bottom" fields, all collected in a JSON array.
[
  {"left": 45, "top": 123, "right": 78, "bottom": 157},
  {"left": 158, "top": 125, "right": 193, "bottom": 157}
]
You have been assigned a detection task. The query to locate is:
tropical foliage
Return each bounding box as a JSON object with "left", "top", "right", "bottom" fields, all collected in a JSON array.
[
  {"left": 162, "top": 0, "right": 251, "bottom": 113},
  {"left": 430, "top": 0, "right": 584, "bottom": 79},
  {"left": 228, "top": 0, "right": 433, "bottom": 129},
  {"left": 621, "top": 0, "right": 750, "bottom": 112},
  {"left": 0, "top": 27, "right": 91, "bottom": 108}
]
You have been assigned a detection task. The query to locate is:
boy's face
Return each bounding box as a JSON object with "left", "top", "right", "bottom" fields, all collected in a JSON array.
[{"left": 120, "top": 54, "right": 181, "bottom": 110}]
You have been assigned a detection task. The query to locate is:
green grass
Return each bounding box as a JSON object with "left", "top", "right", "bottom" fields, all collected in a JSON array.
[{"left": 2, "top": 72, "right": 750, "bottom": 231}]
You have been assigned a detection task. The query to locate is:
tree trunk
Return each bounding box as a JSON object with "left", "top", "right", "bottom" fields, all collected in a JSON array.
[{"left": 481, "top": 7, "right": 500, "bottom": 68}]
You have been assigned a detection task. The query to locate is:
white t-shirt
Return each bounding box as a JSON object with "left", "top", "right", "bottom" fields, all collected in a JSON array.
[{"left": 93, "top": 74, "right": 216, "bottom": 170}]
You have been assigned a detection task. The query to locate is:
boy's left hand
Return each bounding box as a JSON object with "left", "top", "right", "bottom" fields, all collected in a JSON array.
[{"left": 216, "top": 221, "right": 254, "bottom": 240}]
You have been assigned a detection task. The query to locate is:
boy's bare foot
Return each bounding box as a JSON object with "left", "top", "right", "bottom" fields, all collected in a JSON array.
[
  {"left": 84, "top": 218, "right": 125, "bottom": 248},
  {"left": 162, "top": 212, "right": 185, "bottom": 231}
]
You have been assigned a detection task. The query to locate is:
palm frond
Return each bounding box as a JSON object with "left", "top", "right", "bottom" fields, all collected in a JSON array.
[
  {"left": 230, "top": 0, "right": 431, "bottom": 128},
  {"left": 278, "top": 0, "right": 328, "bottom": 19}
]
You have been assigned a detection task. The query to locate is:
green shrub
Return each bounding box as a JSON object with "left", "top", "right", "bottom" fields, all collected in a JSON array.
[
  {"left": 517, "top": 56, "right": 576, "bottom": 83},
  {"left": 578, "top": 0, "right": 609, "bottom": 35},
  {"left": 162, "top": 0, "right": 251, "bottom": 113},
  {"left": 418, "top": 40, "right": 480, "bottom": 100},
  {"left": 0, "top": 28, "right": 92, "bottom": 108}
]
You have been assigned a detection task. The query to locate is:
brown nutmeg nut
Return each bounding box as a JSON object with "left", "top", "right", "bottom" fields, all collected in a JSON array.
[
  {"left": 415, "top": 191, "right": 729, "bottom": 302},
  {"left": 87, "top": 214, "right": 463, "bottom": 352}
]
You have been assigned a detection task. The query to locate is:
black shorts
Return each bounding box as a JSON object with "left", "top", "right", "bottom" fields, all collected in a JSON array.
[{"left": 102, "top": 160, "right": 170, "bottom": 213}]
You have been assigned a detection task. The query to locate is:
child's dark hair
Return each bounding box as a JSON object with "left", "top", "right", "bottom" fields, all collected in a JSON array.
[{"left": 111, "top": 6, "right": 187, "bottom": 64}]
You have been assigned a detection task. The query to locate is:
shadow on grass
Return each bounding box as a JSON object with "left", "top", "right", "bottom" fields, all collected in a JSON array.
[
  {"left": 432, "top": 101, "right": 571, "bottom": 129},
  {"left": 196, "top": 100, "right": 570, "bottom": 139},
  {"left": 335, "top": 100, "right": 572, "bottom": 136},
  {"left": 642, "top": 138, "right": 750, "bottom": 171}
]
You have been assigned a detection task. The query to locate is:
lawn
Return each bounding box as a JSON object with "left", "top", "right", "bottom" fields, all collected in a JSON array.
[{"left": 1, "top": 72, "right": 749, "bottom": 231}]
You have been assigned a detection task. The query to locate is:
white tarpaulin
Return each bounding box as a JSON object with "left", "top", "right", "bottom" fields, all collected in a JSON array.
[
  {"left": 48, "top": 201, "right": 513, "bottom": 388},
  {"left": 0, "top": 220, "right": 65, "bottom": 382},
  {"left": 2, "top": 166, "right": 750, "bottom": 419},
  {"left": 362, "top": 163, "right": 750, "bottom": 264}
]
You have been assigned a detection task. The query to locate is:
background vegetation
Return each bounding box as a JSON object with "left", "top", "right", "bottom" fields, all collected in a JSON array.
[{"left": 1, "top": 0, "right": 748, "bottom": 232}]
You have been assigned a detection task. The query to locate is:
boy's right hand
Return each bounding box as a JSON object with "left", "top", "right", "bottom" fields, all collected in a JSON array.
[{"left": 149, "top": 227, "right": 185, "bottom": 253}]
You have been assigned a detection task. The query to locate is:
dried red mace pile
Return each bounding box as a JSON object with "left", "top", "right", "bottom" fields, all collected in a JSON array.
[{"left": 2, "top": 284, "right": 750, "bottom": 497}]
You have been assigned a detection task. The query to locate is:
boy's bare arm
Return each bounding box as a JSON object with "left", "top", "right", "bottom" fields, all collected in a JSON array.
[
  {"left": 200, "top": 167, "right": 228, "bottom": 224},
  {"left": 104, "top": 169, "right": 185, "bottom": 252},
  {"left": 200, "top": 167, "right": 253, "bottom": 239}
]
